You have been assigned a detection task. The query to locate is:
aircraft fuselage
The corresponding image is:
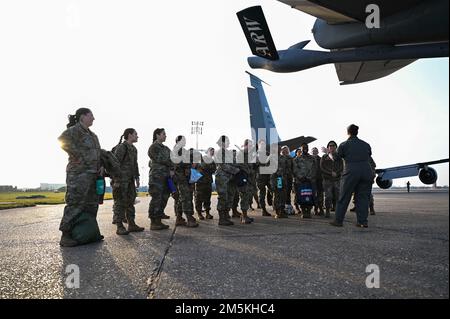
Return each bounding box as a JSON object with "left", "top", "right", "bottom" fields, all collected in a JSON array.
[{"left": 313, "top": 0, "right": 448, "bottom": 49}]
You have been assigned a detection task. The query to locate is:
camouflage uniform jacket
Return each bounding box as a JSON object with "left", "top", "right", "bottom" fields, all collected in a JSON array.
[
  {"left": 236, "top": 149, "right": 257, "bottom": 176},
  {"left": 312, "top": 155, "right": 322, "bottom": 180},
  {"left": 58, "top": 123, "right": 101, "bottom": 174},
  {"left": 293, "top": 154, "right": 316, "bottom": 183},
  {"left": 280, "top": 154, "right": 294, "bottom": 178},
  {"left": 320, "top": 153, "right": 344, "bottom": 182},
  {"left": 256, "top": 150, "right": 272, "bottom": 180},
  {"left": 197, "top": 155, "right": 216, "bottom": 185},
  {"left": 114, "top": 142, "right": 140, "bottom": 182},
  {"left": 271, "top": 154, "right": 290, "bottom": 179},
  {"left": 173, "top": 147, "right": 191, "bottom": 184},
  {"left": 148, "top": 141, "right": 173, "bottom": 178},
  {"left": 214, "top": 148, "right": 239, "bottom": 178}
]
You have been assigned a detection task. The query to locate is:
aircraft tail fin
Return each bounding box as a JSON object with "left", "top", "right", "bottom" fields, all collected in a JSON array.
[
  {"left": 237, "top": 6, "right": 279, "bottom": 61},
  {"left": 246, "top": 71, "right": 281, "bottom": 145}
]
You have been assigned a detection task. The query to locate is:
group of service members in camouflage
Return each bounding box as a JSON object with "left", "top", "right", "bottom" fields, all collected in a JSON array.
[{"left": 58, "top": 108, "right": 376, "bottom": 247}]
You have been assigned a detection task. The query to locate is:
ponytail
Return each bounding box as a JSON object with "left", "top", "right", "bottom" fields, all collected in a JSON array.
[
  {"left": 66, "top": 107, "right": 92, "bottom": 128},
  {"left": 121, "top": 128, "right": 135, "bottom": 143}
]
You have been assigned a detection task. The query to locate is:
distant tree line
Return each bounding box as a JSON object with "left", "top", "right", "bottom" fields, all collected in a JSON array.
[{"left": 0, "top": 185, "right": 18, "bottom": 192}]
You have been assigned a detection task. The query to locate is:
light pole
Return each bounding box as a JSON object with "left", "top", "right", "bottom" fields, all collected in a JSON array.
[{"left": 191, "top": 121, "right": 204, "bottom": 150}]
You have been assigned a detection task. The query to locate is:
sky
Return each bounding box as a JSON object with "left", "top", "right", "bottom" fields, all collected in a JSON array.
[{"left": 0, "top": 0, "right": 448, "bottom": 188}]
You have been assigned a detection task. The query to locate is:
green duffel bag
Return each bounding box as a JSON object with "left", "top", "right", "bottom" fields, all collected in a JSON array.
[{"left": 71, "top": 212, "right": 103, "bottom": 245}]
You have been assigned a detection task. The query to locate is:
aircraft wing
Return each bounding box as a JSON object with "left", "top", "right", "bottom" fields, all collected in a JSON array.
[
  {"left": 335, "top": 59, "right": 416, "bottom": 85},
  {"left": 375, "top": 158, "right": 449, "bottom": 188},
  {"left": 277, "top": 0, "right": 424, "bottom": 24},
  {"left": 280, "top": 136, "right": 317, "bottom": 151}
]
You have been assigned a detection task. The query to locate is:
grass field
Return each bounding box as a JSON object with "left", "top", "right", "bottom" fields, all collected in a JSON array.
[{"left": 0, "top": 192, "right": 148, "bottom": 210}]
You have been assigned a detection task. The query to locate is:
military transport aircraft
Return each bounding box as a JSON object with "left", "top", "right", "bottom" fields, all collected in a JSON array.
[
  {"left": 246, "top": 71, "right": 449, "bottom": 187},
  {"left": 246, "top": 71, "right": 316, "bottom": 151},
  {"left": 237, "top": 0, "right": 449, "bottom": 84}
]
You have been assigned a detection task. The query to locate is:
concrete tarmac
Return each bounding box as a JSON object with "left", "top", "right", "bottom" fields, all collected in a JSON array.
[{"left": 0, "top": 191, "right": 448, "bottom": 299}]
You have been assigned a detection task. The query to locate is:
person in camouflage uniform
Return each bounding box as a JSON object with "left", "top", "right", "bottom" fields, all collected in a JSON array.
[
  {"left": 214, "top": 135, "right": 240, "bottom": 226},
  {"left": 293, "top": 148, "right": 302, "bottom": 214},
  {"left": 148, "top": 128, "right": 172, "bottom": 230},
  {"left": 172, "top": 136, "right": 198, "bottom": 228},
  {"left": 58, "top": 108, "right": 103, "bottom": 247},
  {"left": 235, "top": 139, "right": 256, "bottom": 224},
  {"left": 231, "top": 188, "right": 241, "bottom": 218},
  {"left": 247, "top": 149, "right": 259, "bottom": 211},
  {"left": 194, "top": 147, "right": 216, "bottom": 220},
  {"left": 230, "top": 149, "right": 241, "bottom": 218},
  {"left": 320, "top": 141, "right": 343, "bottom": 218},
  {"left": 256, "top": 140, "right": 273, "bottom": 217},
  {"left": 270, "top": 144, "right": 290, "bottom": 218},
  {"left": 280, "top": 146, "right": 294, "bottom": 214},
  {"left": 293, "top": 143, "right": 317, "bottom": 218},
  {"left": 112, "top": 128, "right": 145, "bottom": 235},
  {"left": 312, "top": 147, "right": 325, "bottom": 216}
]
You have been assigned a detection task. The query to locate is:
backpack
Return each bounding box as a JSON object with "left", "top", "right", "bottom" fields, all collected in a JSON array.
[
  {"left": 233, "top": 170, "right": 248, "bottom": 187},
  {"left": 100, "top": 149, "right": 121, "bottom": 180},
  {"left": 296, "top": 181, "right": 314, "bottom": 206},
  {"left": 71, "top": 212, "right": 103, "bottom": 245}
]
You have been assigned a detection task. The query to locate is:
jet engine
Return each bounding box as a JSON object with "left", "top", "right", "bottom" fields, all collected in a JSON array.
[
  {"left": 418, "top": 167, "right": 438, "bottom": 185},
  {"left": 376, "top": 176, "right": 393, "bottom": 189}
]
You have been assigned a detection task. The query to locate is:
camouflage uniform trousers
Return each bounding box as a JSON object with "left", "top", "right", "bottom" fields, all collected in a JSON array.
[
  {"left": 270, "top": 175, "right": 287, "bottom": 212},
  {"left": 323, "top": 179, "right": 340, "bottom": 210},
  {"left": 257, "top": 175, "right": 273, "bottom": 208},
  {"left": 247, "top": 178, "right": 257, "bottom": 207},
  {"left": 232, "top": 188, "right": 239, "bottom": 209},
  {"left": 174, "top": 179, "right": 194, "bottom": 216},
  {"left": 314, "top": 179, "right": 324, "bottom": 210},
  {"left": 112, "top": 179, "right": 137, "bottom": 224},
  {"left": 60, "top": 171, "right": 98, "bottom": 232},
  {"left": 194, "top": 182, "right": 213, "bottom": 213},
  {"left": 285, "top": 176, "right": 293, "bottom": 205},
  {"left": 148, "top": 174, "right": 170, "bottom": 219},
  {"left": 215, "top": 173, "right": 237, "bottom": 212},
  {"left": 238, "top": 184, "right": 251, "bottom": 212}
]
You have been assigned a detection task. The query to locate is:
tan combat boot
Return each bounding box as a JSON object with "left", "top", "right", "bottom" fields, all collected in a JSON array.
[
  {"left": 231, "top": 208, "right": 241, "bottom": 218},
  {"left": 218, "top": 211, "right": 234, "bottom": 226},
  {"left": 128, "top": 219, "right": 145, "bottom": 232},
  {"left": 205, "top": 210, "right": 213, "bottom": 219},
  {"left": 150, "top": 218, "right": 169, "bottom": 230},
  {"left": 261, "top": 207, "right": 271, "bottom": 217},
  {"left": 175, "top": 214, "right": 187, "bottom": 226},
  {"left": 302, "top": 208, "right": 312, "bottom": 219},
  {"left": 197, "top": 212, "right": 205, "bottom": 220},
  {"left": 116, "top": 222, "right": 130, "bottom": 235},
  {"left": 186, "top": 214, "right": 199, "bottom": 228},
  {"left": 240, "top": 211, "right": 253, "bottom": 224}
]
